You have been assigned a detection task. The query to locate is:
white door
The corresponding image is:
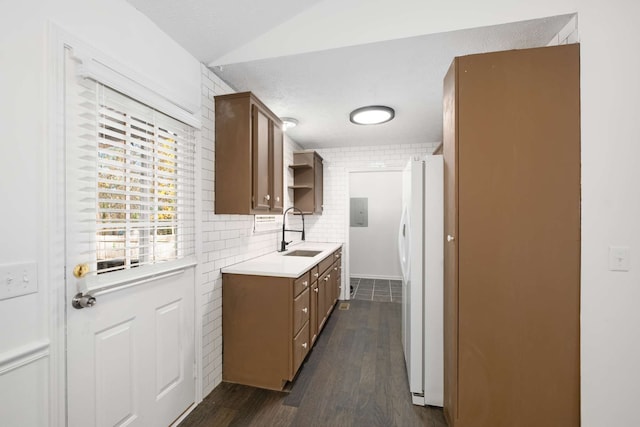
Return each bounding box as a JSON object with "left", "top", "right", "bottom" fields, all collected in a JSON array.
[
  {"left": 398, "top": 203, "right": 410, "bottom": 365},
  {"left": 66, "top": 269, "right": 195, "bottom": 427},
  {"left": 64, "top": 48, "right": 196, "bottom": 427},
  {"left": 400, "top": 158, "right": 425, "bottom": 397},
  {"left": 398, "top": 161, "right": 412, "bottom": 372}
]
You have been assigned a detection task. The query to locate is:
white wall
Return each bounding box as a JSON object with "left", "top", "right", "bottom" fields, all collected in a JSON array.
[
  {"left": 0, "top": 1, "right": 200, "bottom": 425},
  {"left": 578, "top": 0, "right": 640, "bottom": 425},
  {"left": 349, "top": 171, "right": 402, "bottom": 279}
]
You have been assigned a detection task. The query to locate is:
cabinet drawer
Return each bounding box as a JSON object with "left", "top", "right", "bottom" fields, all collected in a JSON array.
[
  {"left": 294, "top": 272, "right": 310, "bottom": 297},
  {"left": 293, "top": 288, "right": 310, "bottom": 334},
  {"left": 310, "top": 266, "right": 319, "bottom": 283},
  {"left": 318, "top": 255, "right": 333, "bottom": 275},
  {"left": 293, "top": 321, "right": 310, "bottom": 374}
]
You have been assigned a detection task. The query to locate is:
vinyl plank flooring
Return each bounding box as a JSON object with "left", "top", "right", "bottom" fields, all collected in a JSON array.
[{"left": 180, "top": 300, "right": 445, "bottom": 427}]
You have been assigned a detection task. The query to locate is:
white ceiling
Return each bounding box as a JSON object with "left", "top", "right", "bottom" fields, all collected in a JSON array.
[
  {"left": 126, "top": 0, "right": 575, "bottom": 149},
  {"left": 126, "top": 0, "right": 325, "bottom": 64}
]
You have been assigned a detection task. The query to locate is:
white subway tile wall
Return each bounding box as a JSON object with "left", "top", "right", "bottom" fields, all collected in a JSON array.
[
  {"left": 200, "top": 65, "right": 302, "bottom": 395},
  {"left": 200, "top": 64, "right": 438, "bottom": 396},
  {"left": 303, "top": 143, "right": 440, "bottom": 244}
]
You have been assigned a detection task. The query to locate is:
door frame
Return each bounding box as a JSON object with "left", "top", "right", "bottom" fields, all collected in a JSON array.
[
  {"left": 46, "top": 23, "right": 204, "bottom": 426},
  {"left": 345, "top": 167, "right": 403, "bottom": 296}
]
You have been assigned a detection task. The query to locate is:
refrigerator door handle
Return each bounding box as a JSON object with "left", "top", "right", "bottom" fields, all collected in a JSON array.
[{"left": 398, "top": 206, "right": 410, "bottom": 282}]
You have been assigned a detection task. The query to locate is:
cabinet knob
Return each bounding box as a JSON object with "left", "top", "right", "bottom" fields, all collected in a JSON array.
[
  {"left": 265, "top": 194, "right": 270, "bottom": 201},
  {"left": 447, "top": 234, "right": 455, "bottom": 242},
  {"left": 302, "top": 342, "right": 308, "bottom": 349},
  {"left": 302, "top": 281, "right": 308, "bottom": 287},
  {"left": 302, "top": 307, "right": 308, "bottom": 313},
  {"left": 314, "top": 288, "right": 319, "bottom": 293},
  {"left": 334, "top": 267, "right": 338, "bottom": 271},
  {"left": 276, "top": 196, "right": 280, "bottom": 202},
  {"left": 324, "top": 275, "right": 330, "bottom": 281},
  {"left": 314, "top": 273, "right": 319, "bottom": 278}
]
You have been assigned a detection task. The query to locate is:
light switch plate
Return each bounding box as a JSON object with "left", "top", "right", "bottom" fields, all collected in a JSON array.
[
  {"left": 0, "top": 262, "right": 38, "bottom": 301},
  {"left": 608, "top": 246, "right": 631, "bottom": 271}
]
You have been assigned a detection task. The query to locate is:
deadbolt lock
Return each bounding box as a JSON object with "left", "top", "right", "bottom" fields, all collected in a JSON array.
[{"left": 73, "top": 263, "right": 90, "bottom": 278}]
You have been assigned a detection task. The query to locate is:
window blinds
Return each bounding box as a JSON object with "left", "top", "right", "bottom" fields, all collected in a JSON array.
[{"left": 66, "top": 54, "right": 196, "bottom": 277}]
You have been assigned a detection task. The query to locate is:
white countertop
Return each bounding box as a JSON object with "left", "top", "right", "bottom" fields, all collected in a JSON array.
[{"left": 221, "top": 241, "right": 343, "bottom": 278}]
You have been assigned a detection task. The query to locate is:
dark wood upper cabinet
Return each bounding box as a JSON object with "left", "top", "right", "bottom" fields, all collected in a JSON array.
[
  {"left": 215, "top": 92, "right": 283, "bottom": 214},
  {"left": 288, "top": 150, "right": 324, "bottom": 214},
  {"left": 271, "top": 122, "right": 284, "bottom": 212}
]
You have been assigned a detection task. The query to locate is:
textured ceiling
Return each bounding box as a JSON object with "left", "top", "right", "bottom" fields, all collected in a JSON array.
[{"left": 213, "top": 15, "right": 575, "bottom": 148}]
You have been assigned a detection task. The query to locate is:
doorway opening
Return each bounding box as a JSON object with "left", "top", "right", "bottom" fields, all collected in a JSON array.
[{"left": 347, "top": 169, "right": 403, "bottom": 303}]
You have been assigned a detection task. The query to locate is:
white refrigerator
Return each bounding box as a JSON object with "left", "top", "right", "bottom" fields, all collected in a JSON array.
[{"left": 398, "top": 154, "right": 444, "bottom": 407}]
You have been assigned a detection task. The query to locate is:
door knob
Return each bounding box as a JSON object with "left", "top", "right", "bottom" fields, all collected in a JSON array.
[
  {"left": 447, "top": 234, "right": 455, "bottom": 242},
  {"left": 72, "top": 293, "right": 96, "bottom": 309}
]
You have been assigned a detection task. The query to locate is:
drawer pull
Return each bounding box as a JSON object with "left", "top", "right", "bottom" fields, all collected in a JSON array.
[
  {"left": 302, "top": 342, "right": 308, "bottom": 349},
  {"left": 302, "top": 307, "right": 308, "bottom": 313},
  {"left": 324, "top": 275, "right": 330, "bottom": 281},
  {"left": 302, "top": 281, "right": 308, "bottom": 287},
  {"left": 334, "top": 267, "right": 338, "bottom": 271},
  {"left": 314, "top": 272, "right": 319, "bottom": 278},
  {"left": 335, "top": 254, "right": 339, "bottom": 258},
  {"left": 314, "top": 288, "right": 319, "bottom": 293}
]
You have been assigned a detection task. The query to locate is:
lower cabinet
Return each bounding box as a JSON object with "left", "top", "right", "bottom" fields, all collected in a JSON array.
[
  {"left": 222, "top": 247, "right": 342, "bottom": 390},
  {"left": 310, "top": 265, "right": 319, "bottom": 346}
]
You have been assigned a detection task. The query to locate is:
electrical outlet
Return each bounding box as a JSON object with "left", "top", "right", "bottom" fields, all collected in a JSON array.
[{"left": 0, "top": 262, "right": 38, "bottom": 301}]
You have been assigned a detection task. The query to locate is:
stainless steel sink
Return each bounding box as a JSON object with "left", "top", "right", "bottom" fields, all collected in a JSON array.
[{"left": 284, "top": 250, "right": 322, "bottom": 257}]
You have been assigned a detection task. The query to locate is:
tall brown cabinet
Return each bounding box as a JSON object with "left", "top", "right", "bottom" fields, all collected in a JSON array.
[{"left": 443, "top": 45, "right": 580, "bottom": 427}]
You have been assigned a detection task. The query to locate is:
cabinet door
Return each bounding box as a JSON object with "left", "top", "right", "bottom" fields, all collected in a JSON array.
[
  {"left": 252, "top": 105, "right": 271, "bottom": 211},
  {"left": 310, "top": 282, "right": 318, "bottom": 345},
  {"left": 331, "top": 264, "right": 340, "bottom": 305},
  {"left": 324, "top": 270, "right": 333, "bottom": 316},
  {"left": 271, "top": 122, "right": 283, "bottom": 211},
  {"left": 314, "top": 155, "right": 323, "bottom": 213},
  {"left": 317, "top": 274, "right": 327, "bottom": 332},
  {"left": 442, "top": 58, "right": 459, "bottom": 425}
]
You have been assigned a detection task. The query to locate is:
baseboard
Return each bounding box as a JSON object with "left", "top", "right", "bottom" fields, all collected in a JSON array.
[
  {"left": 350, "top": 274, "right": 402, "bottom": 281},
  {"left": 171, "top": 401, "right": 198, "bottom": 427}
]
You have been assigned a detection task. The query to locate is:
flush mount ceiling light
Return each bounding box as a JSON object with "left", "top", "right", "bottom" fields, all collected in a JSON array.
[
  {"left": 349, "top": 105, "right": 395, "bottom": 125},
  {"left": 281, "top": 117, "right": 298, "bottom": 131}
]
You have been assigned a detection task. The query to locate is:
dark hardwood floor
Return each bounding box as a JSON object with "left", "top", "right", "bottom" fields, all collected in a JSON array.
[{"left": 180, "top": 299, "right": 447, "bottom": 427}]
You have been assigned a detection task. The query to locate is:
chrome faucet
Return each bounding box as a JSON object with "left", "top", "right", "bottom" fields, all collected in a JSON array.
[{"left": 280, "top": 207, "right": 305, "bottom": 252}]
